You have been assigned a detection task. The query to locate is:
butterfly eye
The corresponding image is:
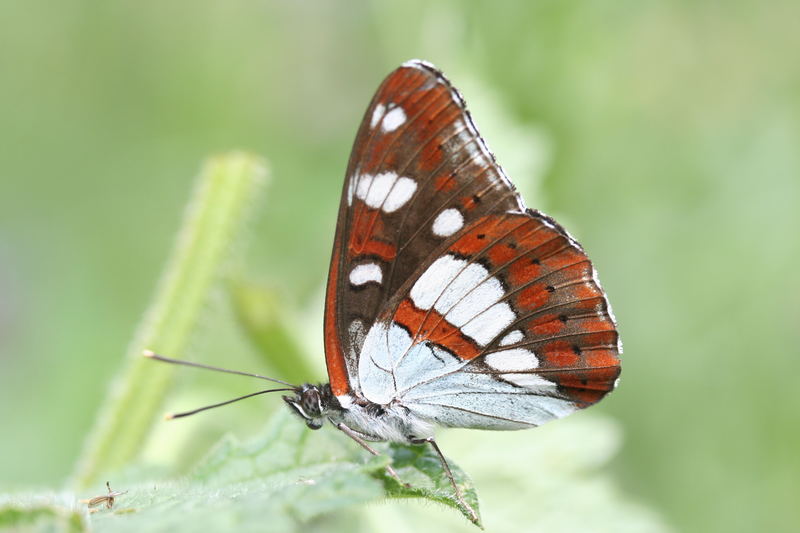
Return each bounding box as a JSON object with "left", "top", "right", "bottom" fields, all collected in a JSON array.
[
  {"left": 300, "top": 386, "right": 324, "bottom": 416},
  {"left": 306, "top": 419, "right": 323, "bottom": 430}
]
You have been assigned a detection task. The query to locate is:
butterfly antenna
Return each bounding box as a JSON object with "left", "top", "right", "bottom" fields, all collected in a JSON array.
[
  {"left": 164, "top": 387, "right": 296, "bottom": 420},
  {"left": 143, "top": 350, "right": 299, "bottom": 388}
]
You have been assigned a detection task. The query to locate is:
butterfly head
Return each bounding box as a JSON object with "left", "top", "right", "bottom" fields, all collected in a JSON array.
[{"left": 283, "top": 384, "right": 333, "bottom": 430}]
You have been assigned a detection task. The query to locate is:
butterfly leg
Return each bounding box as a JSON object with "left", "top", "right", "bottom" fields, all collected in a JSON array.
[
  {"left": 335, "top": 422, "right": 407, "bottom": 486},
  {"left": 410, "top": 437, "right": 477, "bottom": 522}
]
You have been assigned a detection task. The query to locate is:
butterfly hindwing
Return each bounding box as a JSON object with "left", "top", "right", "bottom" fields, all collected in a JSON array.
[
  {"left": 324, "top": 60, "right": 524, "bottom": 396},
  {"left": 355, "top": 211, "right": 620, "bottom": 427}
]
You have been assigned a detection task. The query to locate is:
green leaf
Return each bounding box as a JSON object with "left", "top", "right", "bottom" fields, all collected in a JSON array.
[
  {"left": 0, "top": 493, "right": 89, "bottom": 533},
  {"left": 87, "top": 412, "right": 386, "bottom": 532},
  {"left": 385, "top": 443, "right": 481, "bottom": 527},
  {"left": 76, "top": 411, "right": 480, "bottom": 531},
  {"left": 352, "top": 416, "right": 671, "bottom": 533}
]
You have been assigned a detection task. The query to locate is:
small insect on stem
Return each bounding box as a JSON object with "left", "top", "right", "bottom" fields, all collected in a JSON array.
[{"left": 80, "top": 481, "right": 128, "bottom": 513}]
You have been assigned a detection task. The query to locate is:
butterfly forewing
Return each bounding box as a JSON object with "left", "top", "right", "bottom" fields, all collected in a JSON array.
[
  {"left": 325, "top": 60, "right": 620, "bottom": 423},
  {"left": 325, "top": 60, "right": 524, "bottom": 395}
]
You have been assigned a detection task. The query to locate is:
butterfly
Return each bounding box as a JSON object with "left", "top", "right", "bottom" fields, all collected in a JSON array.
[{"left": 147, "top": 60, "right": 621, "bottom": 521}]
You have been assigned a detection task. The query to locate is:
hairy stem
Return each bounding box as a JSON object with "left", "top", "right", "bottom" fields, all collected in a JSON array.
[{"left": 70, "top": 152, "right": 267, "bottom": 488}]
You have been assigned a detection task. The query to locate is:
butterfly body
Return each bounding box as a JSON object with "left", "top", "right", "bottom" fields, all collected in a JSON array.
[{"left": 284, "top": 384, "right": 436, "bottom": 443}]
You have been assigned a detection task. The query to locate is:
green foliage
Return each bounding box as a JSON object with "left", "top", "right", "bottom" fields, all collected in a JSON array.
[
  {"left": 89, "top": 412, "right": 390, "bottom": 533},
  {"left": 0, "top": 412, "right": 674, "bottom": 532},
  {"left": 0, "top": 493, "right": 88, "bottom": 533},
  {"left": 72, "top": 153, "right": 268, "bottom": 488},
  {"left": 0, "top": 412, "right": 480, "bottom": 532},
  {"left": 228, "top": 281, "right": 317, "bottom": 385},
  {"left": 0, "top": 414, "right": 481, "bottom": 531},
  {"left": 353, "top": 416, "right": 672, "bottom": 533},
  {"left": 384, "top": 443, "right": 480, "bottom": 525}
]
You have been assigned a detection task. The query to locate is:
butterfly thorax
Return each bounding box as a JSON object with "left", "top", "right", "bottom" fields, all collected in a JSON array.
[
  {"left": 331, "top": 391, "right": 435, "bottom": 443},
  {"left": 283, "top": 383, "right": 434, "bottom": 443}
]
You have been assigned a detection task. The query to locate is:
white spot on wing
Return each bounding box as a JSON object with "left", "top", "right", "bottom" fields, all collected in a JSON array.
[
  {"left": 355, "top": 172, "right": 417, "bottom": 213},
  {"left": 432, "top": 208, "right": 464, "bottom": 237},
  {"left": 448, "top": 267, "right": 489, "bottom": 313},
  {"left": 410, "top": 255, "right": 467, "bottom": 310},
  {"left": 349, "top": 263, "right": 382, "bottom": 286},
  {"left": 356, "top": 172, "right": 393, "bottom": 207},
  {"left": 385, "top": 177, "right": 417, "bottom": 212},
  {"left": 442, "top": 272, "right": 502, "bottom": 326},
  {"left": 347, "top": 179, "right": 354, "bottom": 206},
  {"left": 382, "top": 106, "right": 406, "bottom": 132},
  {"left": 409, "top": 253, "right": 516, "bottom": 346},
  {"left": 499, "top": 330, "right": 524, "bottom": 346},
  {"left": 370, "top": 103, "right": 385, "bottom": 129},
  {"left": 460, "top": 302, "right": 516, "bottom": 345},
  {"left": 501, "top": 372, "right": 558, "bottom": 392},
  {"left": 485, "top": 348, "right": 540, "bottom": 372}
]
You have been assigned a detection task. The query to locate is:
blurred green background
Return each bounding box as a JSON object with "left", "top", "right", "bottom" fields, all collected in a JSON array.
[{"left": 1, "top": 2, "right": 798, "bottom": 532}]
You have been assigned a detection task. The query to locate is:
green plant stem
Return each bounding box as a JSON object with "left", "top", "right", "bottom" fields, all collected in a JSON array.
[
  {"left": 70, "top": 152, "right": 267, "bottom": 489},
  {"left": 229, "top": 281, "right": 317, "bottom": 385}
]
